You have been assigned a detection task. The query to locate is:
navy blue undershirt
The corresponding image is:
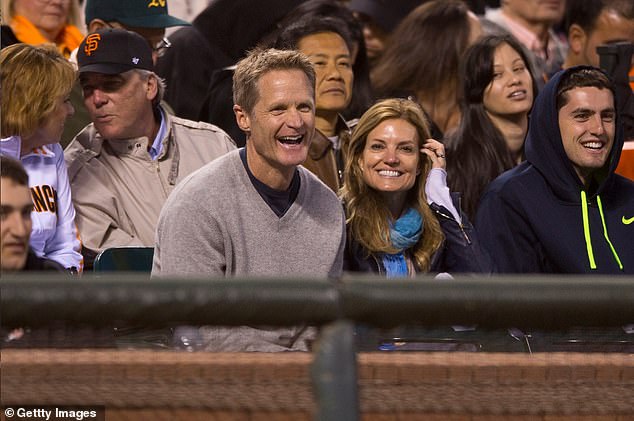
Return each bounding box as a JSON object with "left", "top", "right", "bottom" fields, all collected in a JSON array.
[{"left": 239, "top": 147, "right": 300, "bottom": 217}]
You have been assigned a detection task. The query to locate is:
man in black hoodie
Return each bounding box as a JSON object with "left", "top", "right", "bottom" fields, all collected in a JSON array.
[{"left": 476, "top": 66, "right": 634, "bottom": 274}]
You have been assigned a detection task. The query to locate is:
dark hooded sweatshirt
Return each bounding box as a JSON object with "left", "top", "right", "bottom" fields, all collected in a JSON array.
[{"left": 476, "top": 66, "right": 634, "bottom": 274}]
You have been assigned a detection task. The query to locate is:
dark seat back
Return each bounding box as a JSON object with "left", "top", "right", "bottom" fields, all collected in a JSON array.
[{"left": 93, "top": 247, "right": 154, "bottom": 273}]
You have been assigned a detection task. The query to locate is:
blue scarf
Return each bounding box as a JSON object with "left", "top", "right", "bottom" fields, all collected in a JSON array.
[{"left": 381, "top": 208, "right": 423, "bottom": 278}]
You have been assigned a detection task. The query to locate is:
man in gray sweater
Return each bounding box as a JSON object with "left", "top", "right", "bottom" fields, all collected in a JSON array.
[{"left": 152, "top": 48, "right": 346, "bottom": 351}]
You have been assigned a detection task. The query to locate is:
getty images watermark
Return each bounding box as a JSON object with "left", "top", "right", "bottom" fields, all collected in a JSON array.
[{"left": 2, "top": 406, "right": 104, "bottom": 421}]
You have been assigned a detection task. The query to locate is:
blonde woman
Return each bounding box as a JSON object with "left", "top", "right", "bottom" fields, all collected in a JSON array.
[
  {"left": 1, "top": 43, "right": 82, "bottom": 271},
  {"left": 1, "top": 0, "right": 83, "bottom": 57},
  {"left": 341, "top": 98, "right": 490, "bottom": 276}
]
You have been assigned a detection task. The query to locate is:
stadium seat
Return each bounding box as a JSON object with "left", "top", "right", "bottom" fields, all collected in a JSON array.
[{"left": 93, "top": 247, "right": 154, "bottom": 272}]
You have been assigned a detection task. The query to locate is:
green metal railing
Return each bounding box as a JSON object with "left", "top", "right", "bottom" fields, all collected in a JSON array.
[
  {"left": 2, "top": 274, "right": 633, "bottom": 327},
  {"left": 2, "top": 273, "right": 633, "bottom": 420}
]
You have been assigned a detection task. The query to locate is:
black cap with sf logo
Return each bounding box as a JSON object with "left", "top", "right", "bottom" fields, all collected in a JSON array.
[{"left": 77, "top": 28, "right": 154, "bottom": 75}]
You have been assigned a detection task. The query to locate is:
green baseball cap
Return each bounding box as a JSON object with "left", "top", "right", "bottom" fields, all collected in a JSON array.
[{"left": 85, "top": 0, "right": 191, "bottom": 29}]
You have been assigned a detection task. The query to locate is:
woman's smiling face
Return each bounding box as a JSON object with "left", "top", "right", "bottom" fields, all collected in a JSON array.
[{"left": 358, "top": 118, "right": 421, "bottom": 194}]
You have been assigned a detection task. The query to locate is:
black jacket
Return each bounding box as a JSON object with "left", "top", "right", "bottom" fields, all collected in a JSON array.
[
  {"left": 476, "top": 66, "right": 634, "bottom": 274},
  {"left": 1, "top": 25, "right": 19, "bottom": 50},
  {"left": 345, "top": 200, "right": 492, "bottom": 275}
]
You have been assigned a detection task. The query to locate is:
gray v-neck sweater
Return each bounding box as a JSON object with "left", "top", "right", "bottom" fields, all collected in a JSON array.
[
  {"left": 153, "top": 149, "right": 345, "bottom": 278},
  {"left": 152, "top": 150, "right": 345, "bottom": 351}
]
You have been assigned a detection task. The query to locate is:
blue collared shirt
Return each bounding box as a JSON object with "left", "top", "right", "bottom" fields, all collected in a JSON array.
[{"left": 148, "top": 108, "right": 167, "bottom": 160}]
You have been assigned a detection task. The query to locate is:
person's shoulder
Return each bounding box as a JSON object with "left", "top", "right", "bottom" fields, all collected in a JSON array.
[
  {"left": 200, "top": 147, "right": 240, "bottom": 172},
  {"left": 477, "top": 162, "right": 546, "bottom": 216},
  {"left": 176, "top": 149, "right": 241, "bottom": 190},
  {"left": 20, "top": 144, "right": 60, "bottom": 166},
  {"left": 169, "top": 115, "right": 237, "bottom": 146},
  {"left": 299, "top": 165, "right": 334, "bottom": 191},
  {"left": 486, "top": 161, "right": 539, "bottom": 196},
  {"left": 64, "top": 123, "right": 102, "bottom": 165},
  {"left": 48, "top": 142, "right": 64, "bottom": 154},
  {"left": 298, "top": 166, "right": 343, "bottom": 208},
  {"left": 65, "top": 124, "right": 101, "bottom": 153},
  {"left": 161, "top": 25, "right": 205, "bottom": 47},
  {"left": 64, "top": 124, "right": 103, "bottom": 177},
  {"left": 475, "top": 164, "right": 541, "bottom": 240},
  {"left": 605, "top": 174, "right": 634, "bottom": 200},
  {"left": 40, "top": 143, "right": 65, "bottom": 165},
  {"left": 611, "top": 174, "right": 634, "bottom": 189},
  {"left": 170, "top": 114, "right": 227, "bottom": 133},
  {"left": 162, "top": 150, "right": 242, "bottom": 217},
  {"left": 481, "top": 9, "right": 508, "bottom": 33}
]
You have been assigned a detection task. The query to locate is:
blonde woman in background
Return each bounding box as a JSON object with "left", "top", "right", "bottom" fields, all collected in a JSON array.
[{"left": 1, "top": 0, "right": 83, "bottom": 57}]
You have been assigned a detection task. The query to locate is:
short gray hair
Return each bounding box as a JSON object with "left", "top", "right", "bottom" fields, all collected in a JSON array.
[{"left": 136, "top": 69, "right": 166, "bottom": 108}]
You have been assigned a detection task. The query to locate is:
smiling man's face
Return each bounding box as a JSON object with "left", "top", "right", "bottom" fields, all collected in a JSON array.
[
  {"left": 236, "top": 69, "right": 316, "bottom": 188},
  {"left": 558, "top": 86, "right": 616, "bottom": 185}
]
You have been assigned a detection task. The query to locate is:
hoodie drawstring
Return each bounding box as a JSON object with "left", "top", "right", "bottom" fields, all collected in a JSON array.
[
  {"left": 581, "top": 191, "right": 596, "bottom": 269},
  {"left": 580, "top": 191, "right": 623, "bottom": 271},
  {"left": 596, "top": 195, "right": 624, "bottom": 270}
]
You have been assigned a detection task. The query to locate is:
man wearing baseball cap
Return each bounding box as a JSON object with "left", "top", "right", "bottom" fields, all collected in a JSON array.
[
  {"left": 61, "top": 0, "right": 190, "bottom": 146},
  {"left": 65, "top": 29, "right": 236, "bottom": 268},
  {"left": 84, "top": 0, "right": 190, "bottom": 62}
]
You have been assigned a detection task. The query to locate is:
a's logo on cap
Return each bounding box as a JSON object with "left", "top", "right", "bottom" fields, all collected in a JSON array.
[
  {"left": 84, "top": 34, "right": 101, "bottom": 56},
  {"left": 132, "top": 57, "right": 140, "bottom": 64},
  {"left": 147, "top": 0, "right": 166, "bottom": 8}
]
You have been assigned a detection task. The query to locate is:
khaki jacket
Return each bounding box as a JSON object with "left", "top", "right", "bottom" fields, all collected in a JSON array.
[{"left": 65, "top": 109, "right": 236, "bottom": 252}]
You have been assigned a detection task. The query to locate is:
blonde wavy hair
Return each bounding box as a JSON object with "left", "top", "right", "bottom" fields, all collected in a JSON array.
[
  {"left": 340, "top": 98, "right": 444, "bottom": 272},
  {"left": 1, "top": 43, "right": 76, "bottom": 137}
]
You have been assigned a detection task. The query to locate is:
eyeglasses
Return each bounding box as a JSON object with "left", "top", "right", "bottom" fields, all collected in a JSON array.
[
  {"left": 152, "top": 37, "right": 171, "bottom": 58},
  {"left": 102, "top": 22, "right": 171, "bottom": 58}
]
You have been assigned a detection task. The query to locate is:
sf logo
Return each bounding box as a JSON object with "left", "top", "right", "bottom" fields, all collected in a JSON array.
[
  {"left": 84, "top": 34, "right": 101, "bottom": 56},
  {"left": 148, "top": 0, "right": 166, "bottom": 7}
]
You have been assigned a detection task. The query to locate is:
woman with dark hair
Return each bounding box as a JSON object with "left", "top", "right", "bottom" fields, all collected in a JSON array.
[
  {"left": 446, "top": 34, "right": 537, "bottom": 219},
  {"left": 342, "top": 98, "right": 490, "bottom": 276},
  {"left": 371, "top": 0, "right": 482, "bottom": 139}
]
